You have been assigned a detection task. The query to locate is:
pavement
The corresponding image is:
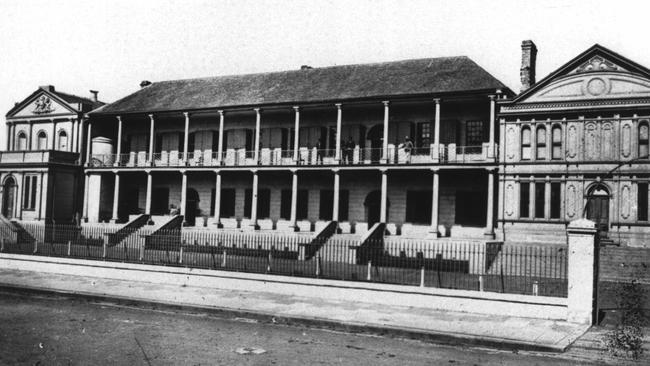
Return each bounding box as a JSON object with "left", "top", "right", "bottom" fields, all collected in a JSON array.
[{"left": 0, "top": 266, "right": 590, "bottom": 353}]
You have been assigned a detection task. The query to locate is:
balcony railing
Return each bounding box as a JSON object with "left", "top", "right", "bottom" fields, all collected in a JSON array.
[
  {"left": 88, "top": 144, "right": 497, "bottom": 169},
  {"left": 0, "top": 150, "right": 80, "bottom": 165}
]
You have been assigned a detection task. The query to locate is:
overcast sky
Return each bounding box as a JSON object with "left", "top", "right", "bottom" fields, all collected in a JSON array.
[{"left": 2, "top": 0, "right": 650, "bottom": 145}]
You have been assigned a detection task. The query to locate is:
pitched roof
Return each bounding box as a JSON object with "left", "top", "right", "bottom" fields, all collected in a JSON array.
[
  {"left": 52, "top": 90, "right": 105, "bottom": 110},
  {"left": 93, "top": 56, "right": 508, "bottom": 115},
  {"left": 5, "top": 85, "right": 105, "bottom": 117}
]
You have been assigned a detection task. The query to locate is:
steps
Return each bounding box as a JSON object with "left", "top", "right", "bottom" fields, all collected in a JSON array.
[
  {"left": 315, "top": 233, "right": 361, "bottom": 262},
  {"left": 105, "top": 214, "right": 150, "bottom": 246}
]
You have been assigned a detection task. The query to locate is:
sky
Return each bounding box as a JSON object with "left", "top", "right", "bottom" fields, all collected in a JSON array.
[{"left": 2, "top": 0, "right": 650, "bottom": 146}]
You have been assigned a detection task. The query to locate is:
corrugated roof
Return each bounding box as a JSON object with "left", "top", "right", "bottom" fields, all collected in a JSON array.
[{"left": 94, "top": 56, "right": 507, "bottom": 115}]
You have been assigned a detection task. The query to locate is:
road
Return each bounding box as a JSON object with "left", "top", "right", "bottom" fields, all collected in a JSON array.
[{"left": 0, "top": 290, "right": 610, "bottom": 365}]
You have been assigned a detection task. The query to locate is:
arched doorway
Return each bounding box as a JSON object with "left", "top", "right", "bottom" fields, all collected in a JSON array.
[
  {"left": 185, "top": 188, "right": 200, "bottom": 226},
  {"left": 364, "top": 190, "right": 389, "bottom": 226},
  {"left": 366, "top": 125, "right": 384, "bottom": 163},
  {"left": 2, "top": 177, "right": 17, "bottom": 219},
  {"left": 586, "top": 184, "right": 610, "bottom": 236}
]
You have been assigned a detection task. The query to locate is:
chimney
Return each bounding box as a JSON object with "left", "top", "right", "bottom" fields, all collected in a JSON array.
[
  {"left": 89, "top": 90, "right": 98, "bottom": 102},
  {"left": 140, "top": 80, "right": 152, "bottom": 88},
  {"left": 300, "top": 65, "right": 312, "bottom": 70},
  {"left": 40, "top": 85, "right": 55, "bottom": 92},
  {"left": 520, "top": 40, "right": 537, "bottom": 92}
]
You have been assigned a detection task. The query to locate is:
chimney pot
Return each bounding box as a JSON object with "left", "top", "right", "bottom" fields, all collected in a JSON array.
[
  {"left": 520, "top": 40, "right": 538, "bottom": 92},
  {"left": 89, "top": 90, "right": 98, "bottom": 102},
  {"left": 300, "top": 65, "right": 312, "bottom": 70}
]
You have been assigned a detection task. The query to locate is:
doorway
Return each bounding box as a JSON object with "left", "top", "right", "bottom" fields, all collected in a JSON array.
[
  {"left": 1, "top": 177, "right": 17, "bottom": 219},
  {"left": 586, "top": 184, "right": 610, "bottom": 236},
  {"left": 366, "top": 124, "right": 384, "bottom": 163},
  {"left": 364, "top": 190, "right": 388, "bottom": 226},
  {"left": 185, "top": 188, "right": 200, "bottom": 226}
]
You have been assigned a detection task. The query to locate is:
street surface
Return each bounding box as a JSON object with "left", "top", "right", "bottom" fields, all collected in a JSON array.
[{"left": 0, "top": 290, "right": 616, "bottom": 365}]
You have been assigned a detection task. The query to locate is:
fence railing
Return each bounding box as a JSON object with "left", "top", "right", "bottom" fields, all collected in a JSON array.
[
  {"left": 0, "top": 222, "right": 567, "bottom": 297},
  {"left": 88, "top": 143, "right": 498, "bottom": 169}
]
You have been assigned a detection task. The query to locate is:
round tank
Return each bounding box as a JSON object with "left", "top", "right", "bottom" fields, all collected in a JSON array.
[{"left": 92, "top": 137, "right": 114, "bottom": 155}]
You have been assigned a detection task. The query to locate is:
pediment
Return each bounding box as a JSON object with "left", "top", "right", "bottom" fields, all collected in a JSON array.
[
  {"left": 524, "top": 72, "right": 650, "bottom": 103},
  {"left": 9, "top": 92, "right": 75, "bottom": 118}
]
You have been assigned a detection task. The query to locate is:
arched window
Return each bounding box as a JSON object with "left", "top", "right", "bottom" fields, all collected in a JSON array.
[
  {"left": 16, "top": 132, "right": 27, "bottom": 151},
  {"left": 551, "top": 125, "right": 562, "bottom": 159},
  {"left": 37, "top": 131, "right": 48, "bottom": 150},
  {"left": 521, "top": 126, "right": 531, "bottom": 160},
  {"left": 639, "top": 122, "right": 649, "bottom": 158},
  {"left": 536, "top": 126, "right": 546, "bottom": 159},
  {"left": 58, "top": 130, "right": 68, "bottom": 151}
]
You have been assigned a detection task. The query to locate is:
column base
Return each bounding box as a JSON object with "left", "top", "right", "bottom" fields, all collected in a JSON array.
[
  {"left": 147, "top": 219, "right": 154, "bottom": 225},
  {"left": 289, "top": 223, "right": 300, "bottom": 232},
  {"left": 110, "top": 218, "right": 119, "bottom": 224},
  {"left": 250, "top": 223, "right": 260, "bottom": 230},
  {"left": 483, "top": 229, "right": 495, "bottom": 239},
  {"left": 214, "top": 221, "right": 223, "bottom": 229}
]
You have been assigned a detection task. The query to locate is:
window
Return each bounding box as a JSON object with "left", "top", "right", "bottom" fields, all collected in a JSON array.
[
  {"left": 406, "top": 191, "right": 432, "bottom": 224},
  {"left": 550, "top": 183, "right": 561, "bottom": 219},
  {"left": 58, "top": 130, "right": 68, "bottom": 150},
  {"left": 37, "top": 131, "right": 47, "bottom": 150},
  {"left": 551, "top": 126, "right": 562, "bottom": 159},
  {"left": 23, "top": 175, "right": 38, "bottom": 210},
  {"left": 535, "top": 183, "right": 545, "bottom": 218},
  {"left": 416, "top": 122, "right": 431, "bottom": 148},
  {"left": 521, "top": 126, "right": 531, "bottom": 160},
  {"left": 466, "top": 121, "right": 483, "bottom": 146},
  {"left": 319, "top": 190, "right": 333, "bottom": 220},
  {"left": 639, "top": 183, "right": 648, "bottom": 221},
  {"left": 280, "top": 189, "right": 309, "bottom": 220},
  {"left": 244, "top": 189, "right": 270, "bottom": 219},
  {"left": 536, "top": 126, "right": 546, "bottom": 160},
  {"left": 639, "top": 122, "right": 649, "bottom": 158},
  {"left": 188, "top": 132, "right": 196, "bottom": 152},
  {"left": 16, "top": 132, "right": 27, "bottom": 151},
  {"left": 220, "top": 189, "right": 236, "bottom": 218},
  {"left": 154, "top": 134, "right": 163, "bottom": 154},
  {"left": 520, "top": 182, "right": 530, "bottom": 218}
]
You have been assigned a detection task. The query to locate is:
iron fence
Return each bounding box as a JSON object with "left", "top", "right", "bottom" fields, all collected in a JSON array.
[{"left": 0, "top": 222, "right": 568, "bottom": 297}]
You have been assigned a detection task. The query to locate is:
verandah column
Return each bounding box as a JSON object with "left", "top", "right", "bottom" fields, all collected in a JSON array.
[
  {"left": 85, "top": 120, "right": 92, "bottom": 165},
  {"left": 145, "top": 170, "right": 153, "bottom": 224},
  {"left": 111, "top": 171, "right": 120, "bottom": 223},
  {"left": 148, "top": 114, "right": 155, "bottom": 165},
  {"left": 484, "top": 168, "right": 496, "bottom": 238},
  {"left": 50, "top": 119, "right": 57, "bottom": 150},
  {"left": 180, "top": 170, "right": 188, "bottom": 225},
  {"left": 289, "top": 169, "right": 298, "bottom": 231},
  {"left": 253, "top": 108, "right": 261, "bottom": 163},
  {"left": 213, "top": 170, "right": 222, "bottom": 227},
  {"left": 115, "top": 116, "right": 123, "bottom": 167},
  {"left": 332, "top": 169, "right": 340, "bottom": 222},
  {"left": 183, "top": 112, "right": 190, "bottom": 164},
  {"left": 433, "top": 98, "right": 441, "bottom": 160},
  {"left": 217, "top": 110, "right": 225, "bottom": 164},
  {"left": 429, "top": 168, "right": 440, "bottom": 235},
  {"left": 335, "top": 103, "right": 342, "bottom": 162},
  {"left": 381, "top": 101, "right": 389, "bottom": 163},
  {"left": 380, "top": 169, "right": 388, "bottom": 223},
  {"left": 250, "top": 169, "right": 260, "bottom": 229},
  {"left": 82, "top": 173, "right": 90, "bottom": 222},
  {"left": 293, "top": 107, "right": 300, "bottom": 163},
  {"left": 488, "top": 94, "right": 496, "bottom": 158}
]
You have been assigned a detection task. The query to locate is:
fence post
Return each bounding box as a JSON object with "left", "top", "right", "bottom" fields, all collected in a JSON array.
[
  {"left": 221, "top": 249, "right": 227, "bottom": 267},
  {"left": 315, "top": 253, "right": 321, "bottom": 277},
  {"left": 266, "top": 251, "right": 272, "bottom": 273},
  {"left": 420, "top": 266, "right": 425, "bottom": 287},
  {"left": 139, "top": 244, "right": 145, "bottom": 262},
  {"left": 367, "top": 260, "right": 372, "bottom": 281},
  {"left": 67, "top": 240, "right": 71, "bottom": 256},
  {"left": 479, "top": 274, "right": 484, "bottom": 292},
  {"left": 33, "top": 240, "right": 38, "bottom": 254},
  {"left": 566, "top": 218, "right": 597, "bottom": 325},
  {"left": 0, "top": 238, "right": 4, "bottom": 252},
  {"left": 532, "top": 281, "right": 539, "bottom": 296},
  {"left": 178, "top": 246, "right": 183, "bottom": 264},
  {"left": 102, "top": 240, "right": 107, "bottom": 259}
]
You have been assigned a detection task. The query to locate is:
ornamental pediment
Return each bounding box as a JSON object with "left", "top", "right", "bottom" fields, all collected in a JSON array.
[
  {"left": 12, "top": 93, "right": 73, "bottom": 117},
  {"left": 523, "top": 72, "right": 650, "bottom": 103}
]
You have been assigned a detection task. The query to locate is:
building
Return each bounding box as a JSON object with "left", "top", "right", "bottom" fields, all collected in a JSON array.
[
  {"left": 0, "top": 86, "right": 103, "bottom": 222},
  {"left": 84, "top": 57, "right": 511, "bottom": 239},
  {"left": 499, "top": 42, "right": 650, "bottom": 247}
]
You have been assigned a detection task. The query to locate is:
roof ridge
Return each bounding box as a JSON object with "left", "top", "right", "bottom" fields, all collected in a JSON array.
[{"left": 151, "top": 55, "right": 470, "bottom": 85}]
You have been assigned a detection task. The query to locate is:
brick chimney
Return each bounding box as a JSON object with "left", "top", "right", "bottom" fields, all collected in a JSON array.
[
  {"left": 520, "top": 40, "right": 537, "bottom": 92},
  {"left": 40, "top": 85, "right": 55, "bottom": 92},
  {"left": 89, "top": 90, "right": 98, "bottom": 102}
]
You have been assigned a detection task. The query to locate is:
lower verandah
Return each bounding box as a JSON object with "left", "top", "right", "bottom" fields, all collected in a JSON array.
[{"left": 90, "top": 169, "right": 493, "bottom": 238}]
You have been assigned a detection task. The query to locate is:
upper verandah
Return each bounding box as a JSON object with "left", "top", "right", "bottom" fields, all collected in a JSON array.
[{"left": 90, "top": 56, "right": 512, "bottom": 116}]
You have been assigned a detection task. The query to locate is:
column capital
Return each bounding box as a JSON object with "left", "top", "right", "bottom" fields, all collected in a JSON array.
[
  {"left": 217, "top": 109, "right": 225, "bottom": 116},
  {"left": 144, "top": 169, "right": 152, "bottom": 174},
  {"left": 430, "top": 167, "right": 440, "bottom": 172},
  {"left": 334, "top": 103, "right": 342, "bottom": 109},
  {"left": 148, "top": 114, "right": 154, "bottom": 121},
  {"left": 433, "top": 98, "right": 441, "bottom": 104},
  {"left": 253, "top": 107, "right": 261, "bottom": 113},
  {"left": 379, "top": 167, "right": 388, "bottom": 173},
  {"left": 488, "top": 94, "right": 496, "bottom": 101},
  {"left": 183, "top": 111, "right": 190, "bottom": 118},
  {"left": 213, "top": 169, "right": 221, "bottom": 174},
  {"left": 382, "top": 100, "right": 390, "bottom": 107},
  {"left": 250, "top": 168, "right": 258, "bottom": 174},
  {"left": 179, "top": 169, "right": 187, "bottom": 175},
  {"left": 116, "top": 115, "right": 122, "bottom": 123},
  {"left": 293, "top": 106, "right": 300, "bottom": 112},
  {"left": 289, "top": 168, "right": 298, "bottom": 173},
  {"left": 331, "top": 168, "right": 340, "bottom": 173},
  {"left": 112, "top": 170, "right": 119, "bottom": 175},
  {"left": 485, "top": 167, "right": 498, "bottom": 173}
]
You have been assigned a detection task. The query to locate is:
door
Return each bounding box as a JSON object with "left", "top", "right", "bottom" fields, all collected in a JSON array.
[
  {"left": 587, "top": 192, "right": 609, "bottom": 235},
  {"left": 364, "top": 190, "right": 386, "bottom": 226},
  {"left": 185, "top": 188, "right": 199, "bottom": 226},
  {"left": 367, "top": 125, "right": 383, "bottom": 163},
  {"left": 2, "top": 177, "right": 16, "bottom": 219}
]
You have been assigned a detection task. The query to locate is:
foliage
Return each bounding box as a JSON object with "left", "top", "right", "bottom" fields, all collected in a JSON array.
[{"left": 603, "top": 279, "right": 646, "bottom": 360}]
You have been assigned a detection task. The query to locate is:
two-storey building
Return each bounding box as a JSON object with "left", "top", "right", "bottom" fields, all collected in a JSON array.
[
  {"left": 0, "top": 85, "right": 103, "bottom": 222},
  {"left": 499, "top": 42, "right": 650, "bottom": 247},
  {"left": 85, "top": 57, "right": 512, "bottom": 239}
]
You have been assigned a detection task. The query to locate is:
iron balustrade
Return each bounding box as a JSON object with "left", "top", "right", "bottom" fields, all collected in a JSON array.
[
  {"left": 89, "top": 144, "right": 498, "bottom": 169},
  {"left": 1, "top": 221, "right": 568, "bottom": 298}
]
